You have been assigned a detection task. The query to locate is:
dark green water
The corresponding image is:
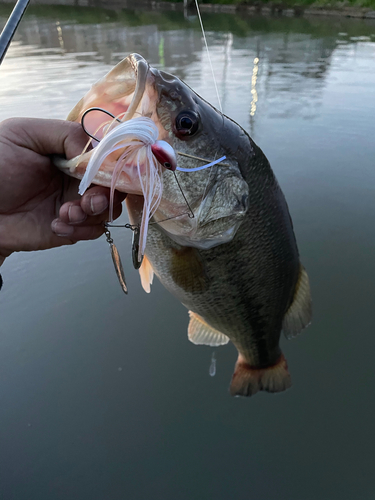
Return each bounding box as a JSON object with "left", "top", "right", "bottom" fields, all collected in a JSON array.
[{"left": 1, "top": 5, "right": 375, "bottom": 499}]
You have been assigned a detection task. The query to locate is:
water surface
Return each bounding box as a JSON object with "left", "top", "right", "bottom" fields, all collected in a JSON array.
[{"left": 1, "top": 5, "right": 375, "bottom": 500}]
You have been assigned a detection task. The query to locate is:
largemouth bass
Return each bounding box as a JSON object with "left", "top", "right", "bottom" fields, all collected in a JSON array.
[{"left": 59, "top": 53, "right": 312, "bottom": 397}]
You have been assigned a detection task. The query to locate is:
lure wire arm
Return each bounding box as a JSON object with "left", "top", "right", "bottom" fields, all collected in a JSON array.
[
  {"left": 105, "top": 222, "right": 139, "bottom": 231},
  {"left": 173, "top": 171, "right": 195, "bottom": 219}
]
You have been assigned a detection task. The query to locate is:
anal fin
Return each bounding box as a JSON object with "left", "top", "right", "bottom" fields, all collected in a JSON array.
[
  {"left": 188, "top": 311, "right": 229, "bottom": 346},
  {"left": 283, "top": 264, "right": 312, "bottom": 339},
  {"left": 139, "top": 255, "right": 154, "bottom": 293}
]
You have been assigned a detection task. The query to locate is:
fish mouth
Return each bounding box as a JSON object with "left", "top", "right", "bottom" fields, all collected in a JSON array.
[
  {"left": 68, "top": 53, "right": 150, "bottom": 132},
  {"left": 65, "top": 53, "right": 168, "bottom": 194}
]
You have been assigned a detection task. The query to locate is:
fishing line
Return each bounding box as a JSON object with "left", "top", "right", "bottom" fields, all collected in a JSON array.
[
  {"left": 176, "top": 155, "right": 226, "bottom": 172},
  {"left": 177, "top": 152, "right": 229, "bottom": 167},
  {"left": 194, "top": 0, "right": 222, "bottom": 114},
  {"left": 193, "top": 0, "right": 227, "bottom": 221}
]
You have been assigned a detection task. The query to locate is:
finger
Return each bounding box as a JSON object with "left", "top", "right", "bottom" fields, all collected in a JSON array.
[
  {"left": 58, "top": 200, "right": 123, "bottom": 226},
  {"left": 59, "top": 202, "right": 87, "bottom": 225},
  {"left": 0, "top": 118, "right": 89, "bottom": 159},
  {"left": 69, "top": 225, "right": 106, "bottom": 242},
  {"left": 51, "top": 220, "right": 105, "bottom": 241},
  {"left": 80, "top": 186, "right": 126, "bottom": 216}
]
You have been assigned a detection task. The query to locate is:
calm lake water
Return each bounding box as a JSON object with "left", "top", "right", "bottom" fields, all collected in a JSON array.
[{"left": 1, "top": 4, "right": 375, "bottom": 499}]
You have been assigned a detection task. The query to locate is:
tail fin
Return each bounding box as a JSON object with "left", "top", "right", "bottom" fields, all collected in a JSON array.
[{"left": 230, "top": 353, "right": 291, "bottom": 397}]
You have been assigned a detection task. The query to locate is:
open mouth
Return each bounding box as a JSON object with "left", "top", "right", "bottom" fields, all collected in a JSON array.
[
  {"left": 63, "top": 53, "right": 170, "bottom": 196},
  {"left": 69, "top": 54, "right": 149, "bottom": 134}
]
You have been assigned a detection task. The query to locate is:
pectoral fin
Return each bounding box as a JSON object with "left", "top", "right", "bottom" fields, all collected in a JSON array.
[
  {"left": 139, "top": 255, "right": 154, "bottom": 293},
  {"left": 282, "top": 265, "right": 312, "bottom": 339},
  {"left": 188, "top": 311, "right": 229, "bottom": 346}
]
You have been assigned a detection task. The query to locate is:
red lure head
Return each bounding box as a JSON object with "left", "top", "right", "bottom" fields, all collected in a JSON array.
[{"left": 151, "top": 140, "right": 177, "bottom": 171}]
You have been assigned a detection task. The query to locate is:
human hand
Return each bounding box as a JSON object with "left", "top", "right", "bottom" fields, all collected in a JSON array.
[{"left": 0, "top": 118, "right": 125, "bottom": 266}]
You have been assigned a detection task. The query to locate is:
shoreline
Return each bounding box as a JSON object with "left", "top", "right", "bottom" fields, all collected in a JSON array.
[
  {"left": 134, "top": 1, "right": 375, "bottom": 18},
  {"left": 0, "top": 0, "right": 375, "bottom": 20}
]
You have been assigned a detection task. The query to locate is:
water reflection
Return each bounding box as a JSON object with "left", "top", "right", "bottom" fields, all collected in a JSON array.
[{"left": 1, "top": 5, "right": 374, "bottom": 131}]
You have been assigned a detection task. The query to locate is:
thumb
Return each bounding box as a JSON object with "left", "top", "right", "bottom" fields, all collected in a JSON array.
[{"left": 0, "top": 117, "right": 88, "bottom": 159}]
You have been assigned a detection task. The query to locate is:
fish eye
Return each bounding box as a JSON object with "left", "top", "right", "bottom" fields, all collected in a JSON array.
[{"left": 175, "top": 111, "right": 199, "bottom": 137}]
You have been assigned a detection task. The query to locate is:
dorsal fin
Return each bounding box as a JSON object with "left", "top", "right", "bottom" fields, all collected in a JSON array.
[
  {"left": 188, "top": 311, "right": 229, "bottom": 346},
  {"left": 139, "top": 255, "right": 154, "bottom": 293},
  {"left": 282, "top": 265, "right": 312, "bottom": 339}
]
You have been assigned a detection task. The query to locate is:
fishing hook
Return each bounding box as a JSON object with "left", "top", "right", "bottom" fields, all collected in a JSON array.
[{"left": 81, "top": 107, "right": 122, "bottom": 142}]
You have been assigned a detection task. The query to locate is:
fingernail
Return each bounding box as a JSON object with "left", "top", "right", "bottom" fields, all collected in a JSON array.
[
  {"left": 52, "top": 220, "right": 74, "bottom": 237},
  {"left": 68, "top": 205, "right": 87, "bottom": 224},
  {"left": 90, "top": 195, "right": 108, "bottom": 215}
]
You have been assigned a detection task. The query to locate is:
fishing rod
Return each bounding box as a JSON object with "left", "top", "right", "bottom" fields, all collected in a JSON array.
[{"left": 0, "top": 0, "right": 31, "bottom": 65}]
